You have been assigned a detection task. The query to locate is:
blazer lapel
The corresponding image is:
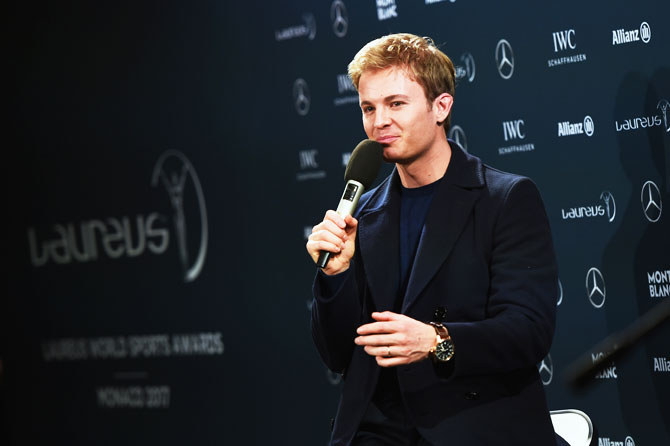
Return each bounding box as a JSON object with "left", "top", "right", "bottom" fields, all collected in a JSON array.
[
  {"left": 357, "top": 173, "right": 401, "bottom": 312},
  {"left": 402, "top": 143, "right": 485, "bottom": 313}
]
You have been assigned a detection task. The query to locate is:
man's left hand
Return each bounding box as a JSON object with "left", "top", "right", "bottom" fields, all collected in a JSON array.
[{"left": 355, "top": 311, "right": 437, "bottom": 367}]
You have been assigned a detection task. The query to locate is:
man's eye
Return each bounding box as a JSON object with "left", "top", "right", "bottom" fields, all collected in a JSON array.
[
  {"left": 390, "top": 101, "right": 404, "bottom": 107},
  {"left": 363, "top": 106, "right": 374, "bottom": 113}
]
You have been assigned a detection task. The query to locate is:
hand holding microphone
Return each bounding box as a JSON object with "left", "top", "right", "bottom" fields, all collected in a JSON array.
[{"left": 306, "top": 139, "right": 382, "bottom": 275}]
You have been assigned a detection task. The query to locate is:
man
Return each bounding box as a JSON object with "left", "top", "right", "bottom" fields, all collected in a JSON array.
[{"left": 306, "top": 34, "right": 561, "bottom": 446}]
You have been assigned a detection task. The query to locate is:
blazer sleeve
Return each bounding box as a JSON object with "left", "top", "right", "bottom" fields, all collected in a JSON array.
[
  {"left": 444, "top": 177, "right": 558, "bottom": 378},
  {"left": 311, "top": 257, "right": 366, "bottom": 374}
]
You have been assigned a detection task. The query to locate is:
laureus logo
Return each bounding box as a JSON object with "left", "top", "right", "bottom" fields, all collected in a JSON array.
[
  {"left": 658, "top": 99, "right": 670, "bottom": 132},
  {"left": 454, "top": 53, "right": 476, "bottom": 83},
  {"left": 152, "top": 150, "right": 208, "bottom": 282}
]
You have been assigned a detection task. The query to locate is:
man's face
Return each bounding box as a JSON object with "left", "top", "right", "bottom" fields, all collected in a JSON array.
[{"left": 358, "top": 66, "right": 449, "bottom": 165}]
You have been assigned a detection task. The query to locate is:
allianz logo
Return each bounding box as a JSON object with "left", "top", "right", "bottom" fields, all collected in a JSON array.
[
  {"left": 561, "top": 191, "right": 616, "bottom": 222},
  {"left": 598, "top": 436, "right": 635, "bottom": 446},
  {"left": 612, "top": 21, "right": 650, "bottom": 45},
  {"left": 558, "top": 115, "right": 594, "bottom": 137},
  {"left": 28, "top": 213, "right": 169, "bottom": 267}
]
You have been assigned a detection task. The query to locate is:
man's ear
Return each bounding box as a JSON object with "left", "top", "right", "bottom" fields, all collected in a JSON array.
[{"left": 433, "top": 93, "right": 453, "bottom": 125}]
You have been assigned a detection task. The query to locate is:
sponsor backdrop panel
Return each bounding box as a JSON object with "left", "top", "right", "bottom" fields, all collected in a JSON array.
[{"left": 6, "top": 0, "right": 669, "bottom": 445}]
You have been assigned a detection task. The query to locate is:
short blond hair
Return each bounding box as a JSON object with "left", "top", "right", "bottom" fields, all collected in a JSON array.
[{"left": 348, "top": 33, "right": 456, "bottom": 131}]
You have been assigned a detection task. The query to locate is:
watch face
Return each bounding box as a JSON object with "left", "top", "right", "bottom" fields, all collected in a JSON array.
[{"left": 435, "top": 340, "right": 454, "bottom": 361}]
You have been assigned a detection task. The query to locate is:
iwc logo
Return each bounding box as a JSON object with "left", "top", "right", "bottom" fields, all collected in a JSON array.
[
  {"left": 152, "top": 150, "right": 208, "bottom": 283},
  {"left": 293, "top": 78, "right": 310, "bottom": 116},
  {"left": 495, "top": 39, "right": 514, "bottom": 80},
  {"left": 330, "top": 1, "right": 348, "bottom": 38},
  {"left": 641, "top": 180, "right": 662, "bottom": 222},
  {"left": 448, "top": 125, "right": 468, "bottom": 152},
  {"left": 538, "top": 354, "right": 553, "bottom": 385},
  {"left": 586, "top": 267, "right": 606, "bottom": 308}
]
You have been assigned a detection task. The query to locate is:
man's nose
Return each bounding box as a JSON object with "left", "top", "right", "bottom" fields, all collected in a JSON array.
[{"left": 374, "top": 107, "right": 391, "bottom": 128}]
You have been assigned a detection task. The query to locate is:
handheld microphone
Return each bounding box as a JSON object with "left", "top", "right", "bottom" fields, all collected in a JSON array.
[{"left": 316, "top": 139, "right": 383, "bottom": 268}]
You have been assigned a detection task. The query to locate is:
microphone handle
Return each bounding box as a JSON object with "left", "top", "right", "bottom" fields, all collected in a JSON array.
[{"left": 316, "top": 180, "right": 365, "bottom": 269}]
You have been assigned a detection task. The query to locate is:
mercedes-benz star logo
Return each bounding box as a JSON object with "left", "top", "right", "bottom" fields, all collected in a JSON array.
[
  {"left": 657, "top": 99, "right": 670, "bottom": 133},
  {"left": 495, "top": 39, "right": 514, "bottom": 80},
  {"left": 538, "top": 354, "right": 553, "bottom": 385},
  {"left": 331, "top": 0, "right": 348, "bottom": 38},
  {"left": 586, "top": 267, "right": 606, "bottom": 308},
  {"left": 448, "top": 125, "right": 468, "bottom": 152},
  {"left": 641, "top": 180, "right": 662, "bottom": 222},
  {"left": 600, "top": 191, "right": 616, "bottom": 223},
  {"left": 293, "top": 78, "right": 310, "bottom": 116},
  {"left": 583, "top": 115, "right": 594, "bottom": 136}
]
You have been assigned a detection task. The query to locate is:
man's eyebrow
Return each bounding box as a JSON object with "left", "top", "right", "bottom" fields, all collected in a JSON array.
[{"left": 359, "top": 94, "right": 410, "bottom": 106}]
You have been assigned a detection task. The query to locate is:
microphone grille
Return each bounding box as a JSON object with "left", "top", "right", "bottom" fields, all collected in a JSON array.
[{"left": 344, "top": 139, "right": 383, "bottom": 189}]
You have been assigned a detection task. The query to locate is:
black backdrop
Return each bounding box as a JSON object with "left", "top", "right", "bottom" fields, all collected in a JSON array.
[{"left": 6, "top": 1, "right": 669, "bottom": 445}]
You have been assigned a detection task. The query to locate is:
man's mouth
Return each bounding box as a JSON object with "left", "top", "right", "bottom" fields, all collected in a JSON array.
[{"left": 376, "top": 135, "right": 399, "bottom": 144}]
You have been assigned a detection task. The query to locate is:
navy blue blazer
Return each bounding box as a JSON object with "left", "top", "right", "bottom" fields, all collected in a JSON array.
[{"left": 312, "top": 143, "right": 559, "bottom": 445}]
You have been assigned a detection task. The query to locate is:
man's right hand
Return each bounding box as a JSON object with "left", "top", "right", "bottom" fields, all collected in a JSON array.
[{"left": 306, "top": 210, "right": 358, "bottom": 275}]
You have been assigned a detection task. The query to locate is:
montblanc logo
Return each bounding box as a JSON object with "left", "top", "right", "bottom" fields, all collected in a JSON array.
[
  {"left": 293, "top": 78, "right": 310, "bottom": 116},
  {"left": 334, "top": 74, "right": 358, "bottom": 106},
  {"left": 330, "top": 1, "right": 348, "bottom": 38},
  {"left": 274, "top": 13, "right": 317, "bottom": 42},
  {"left": 296, "top": 149, "right": 326, "bottom": 181},
  {"left": 498, "top": 119, "right": 535, "bottom": 155},
  {"left": 548, "top": 29, "right": 587, "bottom": 67},
  {"left": 641, "top": 180, "right": 662, "bottom": 222},
  {"left": 592, "top": 351, "right": 617, "bottom": 379},
  {"left": 561, "top": 191, "right": 616, "bottom": 223},
  {"left": 558, "top": 115, "right": 594, "bottom": 137},
  {"left": 151, "top": 151, "right": 208, "bottom": 282},
  {"left": 454, "top": 53, "right": 476, "bottom": 83},
  {"left": 598, "top": 436, "right": 635, "bottom": 446},
  {"left": 586, "top": 267, "right": 606, "bottom": 308},
  {"left": 28, "top": 151, "right": 208, "bottom": 283},
  {"left": 612, "top": 21, "right": 650, "bottom": 45},
  {"left": 495, "top": 39, "right": 514, "bottom": 80},
  {"left": 538, "top": 354, "right": 553, "bottom": 385},
  {"left": 653, "top": 356, "right": 670, "bottom": 372},
  {"left": 376, "top": 0, "right": 398, "bottom": 21},
  {"left": 448, "top": 125, "right": 468, "bottom": 153},
  {"left": 647, "top": 269, "right": 670, "bottom": 298}
]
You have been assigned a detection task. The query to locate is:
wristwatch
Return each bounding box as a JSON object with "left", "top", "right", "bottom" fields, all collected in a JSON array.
[{"left": 429, "top": 322, "right": 454, "bottom": 362}]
